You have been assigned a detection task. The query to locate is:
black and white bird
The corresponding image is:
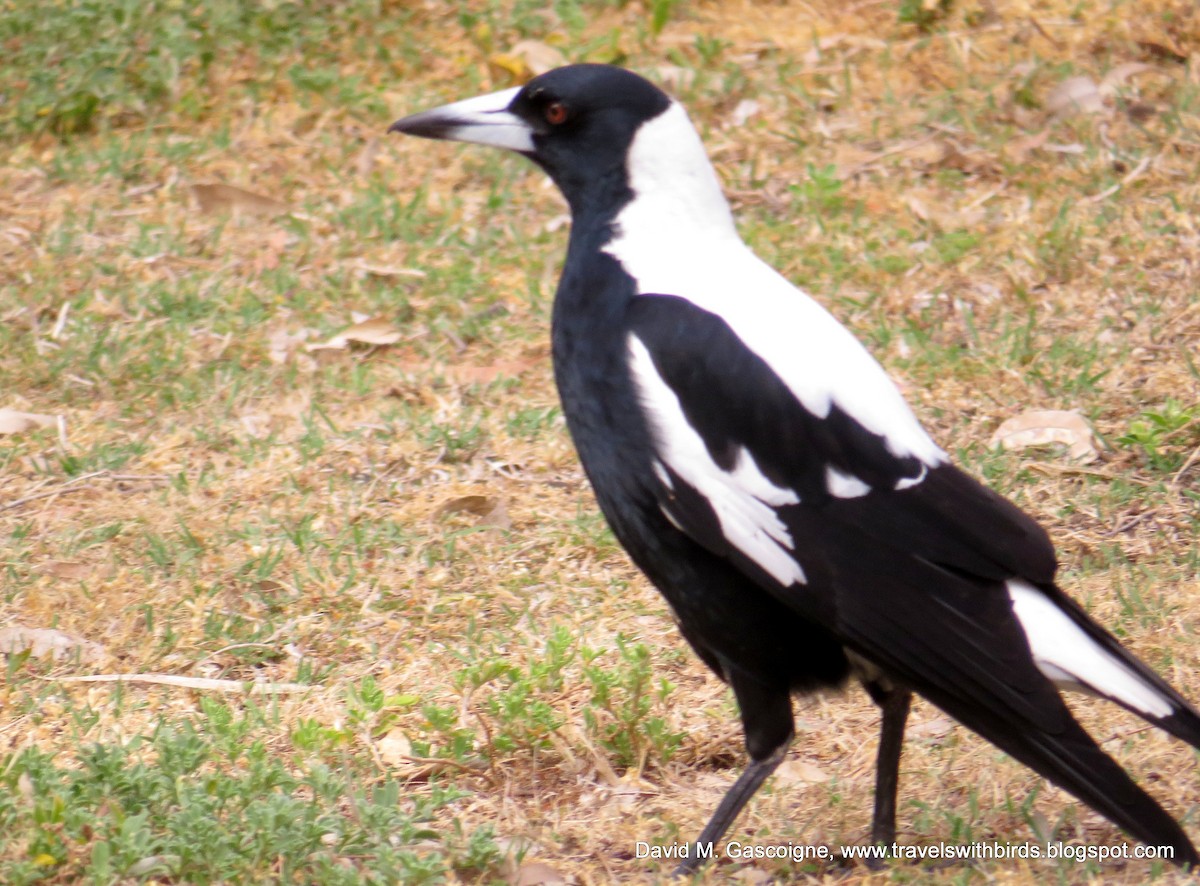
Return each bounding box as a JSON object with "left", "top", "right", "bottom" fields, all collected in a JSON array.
[{"left": 390, "top": 64, "right": 1200, "bottom": 872}]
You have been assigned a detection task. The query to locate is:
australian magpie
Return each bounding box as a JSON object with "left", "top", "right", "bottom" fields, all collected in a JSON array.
[{"left": 390, "top": 64, "right": 1200, "bottom": 872}]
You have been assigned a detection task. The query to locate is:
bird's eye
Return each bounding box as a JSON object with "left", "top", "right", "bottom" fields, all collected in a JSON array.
[{"left": 543, "top": 101, "right": 569, "bottom": 126}]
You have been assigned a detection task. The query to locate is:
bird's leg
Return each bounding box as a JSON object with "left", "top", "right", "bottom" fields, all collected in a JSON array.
[
  {"left": 672, "top": 744, "right": 788, "bottom": 876},
  {"left": 866, "top": 683, "right": 911, "bottom": 847},
  {"left": 673, "top": 673, "right": 793, "bottom": 877}
]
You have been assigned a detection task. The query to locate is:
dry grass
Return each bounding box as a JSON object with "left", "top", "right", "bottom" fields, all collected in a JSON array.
[{"left": 2, "top": 0, "right": 1199, "bottom": 882}]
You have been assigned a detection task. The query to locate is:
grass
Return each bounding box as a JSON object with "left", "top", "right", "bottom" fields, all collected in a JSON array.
[{"left": 2, "top": 0, "right": 1200, "bottom": 882}]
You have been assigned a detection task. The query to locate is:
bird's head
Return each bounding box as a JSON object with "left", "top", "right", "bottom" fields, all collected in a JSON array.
[{"left": 390, "top": 64, "right": 717, "bottom": 221}]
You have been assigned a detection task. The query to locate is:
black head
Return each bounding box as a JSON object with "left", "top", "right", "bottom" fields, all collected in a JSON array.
[{"left": 390, "top": 64, "right": 673, "bottom": 212}]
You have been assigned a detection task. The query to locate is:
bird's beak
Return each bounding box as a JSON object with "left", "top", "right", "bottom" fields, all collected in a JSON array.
[{"left": 388, "top": 86, "right": 534, "bottom": 153}]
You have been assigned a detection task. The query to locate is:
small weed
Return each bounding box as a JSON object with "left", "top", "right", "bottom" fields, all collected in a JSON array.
[
  {"left": 0, "top": 701, "right": 497, "bottom": 883},
  {"left": 898, "top": 0, "right": 953, "bottom": 32},
  {"left": 582, "top": 636, "right": 684, "bottom": 770},
  {"left": 648, "top": 0, "right": 680, "bottom": 37},
  {"left": 791, "top": 164, "right": 846, "bottom": 216},
  {"left": 1116, "top": 400, "right": 1200, "bottom": 473},
  {"left": 417, "top": 413, "right": 484, "bottom": 463}
]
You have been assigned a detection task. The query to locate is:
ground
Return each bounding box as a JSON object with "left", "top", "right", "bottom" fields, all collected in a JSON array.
[{"left": 1, "top": 0, "right": 1199, "bottom": 883}]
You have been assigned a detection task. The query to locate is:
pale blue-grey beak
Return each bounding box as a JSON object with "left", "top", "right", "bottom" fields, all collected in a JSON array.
[{"left": 388, "top": 86, "right": 534, "bottom": 153}]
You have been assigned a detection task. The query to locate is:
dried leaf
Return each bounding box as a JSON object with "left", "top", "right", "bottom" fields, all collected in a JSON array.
[
  {"left": 1043, "top": 142, "right": 1085, "bottom": 155},
  {"left": 728, "top": 99, "right": 761, "bottom": 127},
  {"left": 1046, "top": 76, "right": 1104, "bottom": 118},
  {"left": 1003, "top": 128, "right": 1050, "bottom": 162},
  {"left": 773, "top": 759, "right": 830, "bottom": 785},
  {"left": 253, "top": 229, "right": 291, "bottom": 274},
  {"left": 1136, "top": 40, "right": 1188, "bottom": 65},
  {"left": 376, "top": 728, "right": 414, "bottom": 766},
  {"left": 435, "top": 495, "right": 512, "bottom": 530},
  {"left": 905, "top": 138, "right": 949, "bottom": 167},
  {"left": 654, "top": 64, "right": 695, "bottom": 92},
  {"left": 0, "top": 408, "right": 57, "bottom": 435},
  {"left": 266, "top": 326, "right": 312, "bottom": 364},
  {"left": 55, "top": 674, "right": 310, "bottom": 693},
  {"left": 449, "top": 355, "right": 542, "bottom": 385},
  {"left": 731, "top": 869, "right": 775, "bottom": 886},
  {"left": 191, "top": 182, "right": 289, "bottom": 217},
  {"left": 0, "top": 626, "right": 104, "bottom": 662},
  {"left": 989, "top": 409, "right": 1099, "bottom": 463},
  {"left": 1099, "top": 62, "right": 1154, "bottom": 96},
  {"left": 356, "top": 137, "right": 379, "bottom": 177},
  {"left": 510, "top": 40, "right": 567, "bottom": 77},
  {"left": 509, "top": 861, "right": 568, "bottom": 886},
  {"left": 489, "top": 54, "right": 530, "bottom": 81},
  {"left": 306, "top": 317, "right": 403, "bottom": 352},
  {"left": 38, "top": 561, "right": 93, "bottom": 580},
  {"left": 909, "top": 715, "right": 955, "bottom": 739},
  {"left": 348, "top": 261, "right": 426, "bottom": 279}
]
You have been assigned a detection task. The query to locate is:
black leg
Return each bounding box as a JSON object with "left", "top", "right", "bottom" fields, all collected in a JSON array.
[
  {"left": 867, "top": 684, "right": 911, "bottom": 847},
  {"left": 673, "top": 744, "right": 788, "bottom": 876},
  {"left": 674, "top": 672, "right": 793, "bottom": 877}
]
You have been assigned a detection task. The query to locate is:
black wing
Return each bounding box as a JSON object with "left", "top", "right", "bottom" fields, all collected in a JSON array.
[{"left": 624, "top": 293, "right": 1200, "bottom": 859}]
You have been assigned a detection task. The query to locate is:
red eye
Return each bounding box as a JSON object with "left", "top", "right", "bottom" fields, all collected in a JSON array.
[{"left": 544, "top": 101, "right": 569, "bottom": 125}]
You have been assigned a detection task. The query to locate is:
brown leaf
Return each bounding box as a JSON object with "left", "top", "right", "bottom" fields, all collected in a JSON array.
[
  {"left": 38, "top": 561, "right": 93, "bottom": 580},
  {"left": 306, "top": 317, "right": 403, "bottom": 352},
  {"left": 1046, "top": 76, "right": 1104, "bottom": 118},
  {"left": 191, "top": 182, "right": 289, "bottom": 217},
  {"left": 1137, "top": 40, "right": 1188, "bottom": 65},
  {"left": 509, "top": 861, "right": 568, "bottom": 886},
  {"left": 989, "top": 409, "right": 1099, "bottom": 463},
  {"left": 654, "top": 64, "right": 696, "bottom": 92},
  {"left": 728, "top": 99, "right": 761, "bottom": 127},
  {"left": 376, "top": 728, "right": 414, "bottom": 766},
  {"left": 348, "top": 261, "right": 427, "bottom": 280},
  {"left": 510, "top": 40, "right": 568, "bottom": 77},
  {"left": 0, "top": 408, "right": 57, "bottom": 435},
  {"left": 449, "top": 355, "right": 542, "bottom": 385},
  {"left": 253, "top": 229, "right": 291, "bottom": 274},
  {"left": 909, "top": 715, "right": 955, "bottom": 739},
  {"left": 489, "top": 41, "right": 567, "bottom": 82},
  {"left": 488, "top": 54, "right": 530, "bottom": 82},
  {"left": 1099, "top": 62, "right": 1154, "bottom": 96},
  {"left": 435, "top": 495, "right": 512, "bottom": 530},
  {"left": 1003, "top": 128, "right": 1050, "bottom": 162},
  {"left": 0, "top": 626, "right": 104, "bottom": 662},
  {"left": 356, "top": 137, "right": 379, "bottom": 177},
  {"left": 773, "top": 759, "right": 830, "bottom": 785},
  {"left": 266, "top": 326, "right": 312, "bottom": 364}
]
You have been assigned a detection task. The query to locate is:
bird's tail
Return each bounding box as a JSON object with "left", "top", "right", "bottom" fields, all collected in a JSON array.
[
  {"left": 937, "top": 685, "right": 1198, "bottom": 869},
  {"left": 1035, "top": 581, "right": 1200, "bottom": 751}
]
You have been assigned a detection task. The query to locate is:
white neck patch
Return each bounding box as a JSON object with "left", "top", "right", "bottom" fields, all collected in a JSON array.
[
  {"left": 602, "top": 99, "right": 946, "bottom": 469},
  {"left": 605, "top": 102, "right": 737, "bottom": 253}
]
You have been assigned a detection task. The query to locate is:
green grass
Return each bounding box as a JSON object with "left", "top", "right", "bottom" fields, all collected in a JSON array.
[
  {"left": 2, "top": 0, "right": 1200, "bottom": 882},
  {"left": 0, "top": 696, "right": 497, "bottom": 884}
]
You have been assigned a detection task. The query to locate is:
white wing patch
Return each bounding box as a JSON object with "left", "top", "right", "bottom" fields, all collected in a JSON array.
[
  {"left": 894, "top": 465, "right": 928, "bottom": 491},
  {"left": 1007, "top": 580, "right": 1173, "bottom": 718},
  {"left": 826, "top": 466, "right": 871, "bottom": 499},
  {"left": 605, "top": 101, "right": 946, "bottom": 469},
  {"left": 629, "top": 335, "right": 806, "bottom": 587}
]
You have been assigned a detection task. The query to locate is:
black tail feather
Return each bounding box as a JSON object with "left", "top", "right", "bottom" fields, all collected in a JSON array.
[
  {"left": 1155, "top": 706, "right": 1200, "bottom": 752},
  {"left": 945, "top": 697, "right": 1198, "bottom": 869}
]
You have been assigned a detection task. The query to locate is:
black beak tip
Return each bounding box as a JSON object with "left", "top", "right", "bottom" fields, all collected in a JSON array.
[{"left": 387, "top": 112, "right": 452, "bottom": 140}]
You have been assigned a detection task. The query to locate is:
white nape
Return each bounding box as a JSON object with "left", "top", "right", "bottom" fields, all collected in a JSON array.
[{"left": 604, "top": 102, "right": 947, "bottom": 469}]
